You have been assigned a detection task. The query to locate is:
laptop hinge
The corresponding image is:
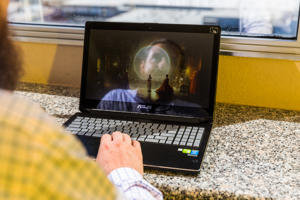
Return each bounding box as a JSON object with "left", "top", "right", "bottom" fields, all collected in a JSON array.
[{"left": 81, "top": 109, "right": 213, "bottom": 125}]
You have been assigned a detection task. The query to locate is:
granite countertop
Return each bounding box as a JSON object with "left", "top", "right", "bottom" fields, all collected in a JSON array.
[{"left": 16, "top": 83, "right": 300, "bottom": 200}]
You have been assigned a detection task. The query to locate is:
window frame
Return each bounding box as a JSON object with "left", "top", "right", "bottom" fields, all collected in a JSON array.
[{"left": 9, "top": 21, "right": 300, "bottom": 60}]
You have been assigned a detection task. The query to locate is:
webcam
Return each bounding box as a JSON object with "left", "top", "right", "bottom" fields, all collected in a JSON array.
[{"left": 210, "top": 27, "right": 220, "bottom": 34}]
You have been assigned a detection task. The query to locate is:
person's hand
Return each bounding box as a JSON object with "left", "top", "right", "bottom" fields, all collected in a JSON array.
[{"left": 96, "top": 131, "right": 144, "bottom": 176}]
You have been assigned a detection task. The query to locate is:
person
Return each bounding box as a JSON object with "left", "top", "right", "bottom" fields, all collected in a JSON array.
[
  {"left": 239, "top": 0, "right": 299, "bottom": 35},
  {"left": 239, "top": 0, "right": 273, "bottom": 34},
  {"left": 0, "top": 0, "right": 163, "bottom": 199},
  {"left": 156, "top": 74, "right": 174, "bottom": 100},
  {"left": 97, "top": 39, "right": 189, "bottom": 112}
]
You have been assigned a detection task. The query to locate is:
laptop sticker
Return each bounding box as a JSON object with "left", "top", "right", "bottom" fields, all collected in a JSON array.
[{"left": 178, "top": 148, "right": 199, "bottom": 157}]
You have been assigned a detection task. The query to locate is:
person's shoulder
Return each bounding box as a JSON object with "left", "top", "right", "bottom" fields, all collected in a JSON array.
[
  {"left": 0, "top": 89, "right": 85, "bottom": 154},
  {"left": 0, "top": 90, "right": 56, "bottom": 127},
  {"left": 0, "top": 90, "right": 41, "bottom": 119},
  {"left": 108, "top": 89, "right": 132, "bottom": 95},
  {"left": 102, "top": 89, "right": 121, "bottom": 99},
  {"left": 102, "top": 89, "right": 135, "bottom": 100},
  {"left": 0, "top": 90, "right": 64, "bottom": 135}
]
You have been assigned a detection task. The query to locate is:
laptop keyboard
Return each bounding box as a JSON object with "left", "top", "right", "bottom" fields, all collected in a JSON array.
[{"left": 66, "top": 116, "right": 204, "bottom": 148}]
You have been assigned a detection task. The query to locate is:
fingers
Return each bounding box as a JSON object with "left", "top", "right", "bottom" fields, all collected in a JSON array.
[
  {"left": 122, "top": 133, "right": 132, "bottom": 144},
  {"left": 108, "top": 132, "right": 140, "bottom": 149},
  {"left": 112, "top": 131, "right": 134, "bottom": 145},
  {"left": 132, "top": 140, "right": 141, "bottom": 148},
  {"left": 97, "top": 134, "right": 112, "bottom": 161},
  {"left": 132, "top": 140, "right": 143, "bottom": 159},
  {"left": 112, "top": 132, "right": 123, "bottom": 143},
  {"left": 100, "top": 134, "right": 112, "bottom": 145}
]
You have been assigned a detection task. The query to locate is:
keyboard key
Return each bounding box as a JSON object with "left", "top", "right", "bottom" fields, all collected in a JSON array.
[
  {"left": 137, "top": 131, "right": 146, "bottom": 135},
  {"left": 167, "top": 139, "right": 173, "bottom": 143},
  {"left": 160, "top": 133, "right": 175, "bottom": 137},
  {"left": 93, "top": 132, "right": 102, "bottom": 137},
  {"left": 145, "top": 138, "right": 159, "bottom": 143},
  {"left": 69, "top": 125, "right": 80, "bottom": 129},
  {"left": 137, "top": 138, "right": 145, "bottom": 142},
  {"left": 193, "top": 140, "right": 201, "bottom": 147},
  {"left": 168, "top": 130, "right": 177, "bottom": 134},
  {"left": 152, "top": 124, "right": 159, "bottom": 128},
  {"left": 190, "top": 132, "right": 196, "bottom": 136},
  {"left": 166, "top": 125, "right": 171, "bottom": 129},
  {"left": 85, "top": 130, "right": 95, "bottom": 136},
  {"left": 159, "top": 140, "right": 165, "bottom": 144},
  {"left": 187, "top": 143, "right": 193, "bottom": 147},
  {"left": 140, "top": 135, "right": 147, "bottom": 139},
  {"left": 159, "top": 124, "right": 166, "bottom": 129},
  {"left": 88, "top": 118, "right": 95, "bottom": 122},
  {"left": 144, "top": 131, "right": 152, "bottom": 135},
  {"left": 155, "top": 136, "right": 167, "bottom": 140},
  {"left": 196, "top": 134, "right": 203, "bottom": 139},
  {"left": 71, "top": 120, "right": 82, "bottom": 124},
  {"left": 77, "top": 131, "right": 86, "bottom": 135}
]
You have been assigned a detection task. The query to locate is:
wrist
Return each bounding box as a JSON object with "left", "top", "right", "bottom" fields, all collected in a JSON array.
[
  {"left": 108, "top": 167, "right": 143, "bottom": 184},
  {"left": 107, "top": 167, "right": 163, "bottom": 199}
]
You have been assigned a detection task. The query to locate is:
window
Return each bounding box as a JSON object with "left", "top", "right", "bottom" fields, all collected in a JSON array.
[{"left": 8, "top": 0, "right": 300, "bottom": 59}]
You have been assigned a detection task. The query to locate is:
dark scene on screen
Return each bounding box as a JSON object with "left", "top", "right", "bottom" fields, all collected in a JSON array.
[{"left": 85, "top": 30, "right": 214, "bottom": 117}]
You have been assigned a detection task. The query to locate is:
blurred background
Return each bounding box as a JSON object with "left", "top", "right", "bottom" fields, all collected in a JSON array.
[{"left": 8, "top": 0, "right": 300, "bottom": 38}]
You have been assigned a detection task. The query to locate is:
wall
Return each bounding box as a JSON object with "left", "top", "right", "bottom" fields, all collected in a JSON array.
[{"left": 16, "top": 41, "right": 300, "bottom": 111}]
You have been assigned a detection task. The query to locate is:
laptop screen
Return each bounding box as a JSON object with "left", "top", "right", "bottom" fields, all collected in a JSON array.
[{"left": 82, "top": 23, "right": 220, "bottom": 118}]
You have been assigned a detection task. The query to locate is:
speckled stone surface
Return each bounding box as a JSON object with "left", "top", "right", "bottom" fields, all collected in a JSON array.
[{"left": 15, "top": 83, "right": 300, "bottom": 200}]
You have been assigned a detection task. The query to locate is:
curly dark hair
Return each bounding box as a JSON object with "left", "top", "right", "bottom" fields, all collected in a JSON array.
[{"left": 0, "top": 20, "right": 22, "bottom": 91}]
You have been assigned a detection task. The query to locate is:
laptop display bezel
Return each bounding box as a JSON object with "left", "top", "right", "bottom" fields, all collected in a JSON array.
[{"left": 79, "top": 22, "right": 220, "bottom": 122}]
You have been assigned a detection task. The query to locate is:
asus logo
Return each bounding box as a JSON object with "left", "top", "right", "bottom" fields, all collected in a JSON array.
[{"left": 137, "top": 105, "right": 152, "bottom": 111}]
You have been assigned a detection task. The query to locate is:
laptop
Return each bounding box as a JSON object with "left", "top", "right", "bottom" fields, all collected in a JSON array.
[{"left": 64, "top": 21, "right": 220, "bottom": 173}]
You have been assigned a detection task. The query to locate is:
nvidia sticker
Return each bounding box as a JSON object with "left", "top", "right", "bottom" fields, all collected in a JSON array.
[{"left": 178, "top": 148, "right": 199, "bottom": 156}]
